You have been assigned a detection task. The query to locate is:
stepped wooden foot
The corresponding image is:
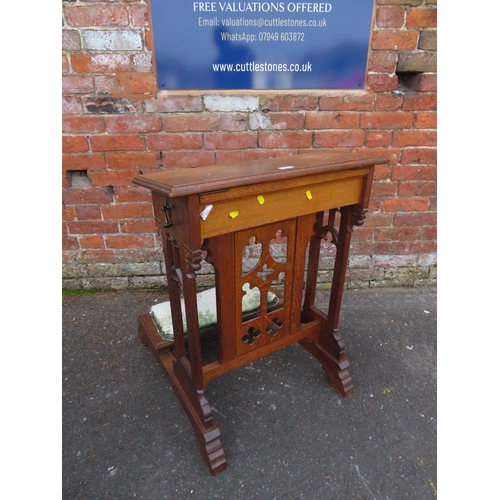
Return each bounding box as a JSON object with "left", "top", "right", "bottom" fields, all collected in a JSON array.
[
  {"left": 167, "top": 355, "right": 227, "bottom": 475},
  {"left": 299, "top": 338, "right": 354, "bottom": 398},
  {"left": 137, "top": 314, "right": 227, "bottom": 475}
]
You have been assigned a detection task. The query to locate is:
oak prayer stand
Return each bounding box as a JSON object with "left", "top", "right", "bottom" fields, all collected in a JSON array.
[{"left": 133, "top": 151, "right": 388, "bottom": 475}]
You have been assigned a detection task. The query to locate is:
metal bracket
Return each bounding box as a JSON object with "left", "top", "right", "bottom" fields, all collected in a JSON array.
[{"left": 161, "top": 199, "right": 173, "bottom": 228}]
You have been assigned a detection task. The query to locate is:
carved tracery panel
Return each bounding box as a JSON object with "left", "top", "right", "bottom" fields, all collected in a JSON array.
[{"left": 235, "top": 219, "right": 296, "bottom": 356}]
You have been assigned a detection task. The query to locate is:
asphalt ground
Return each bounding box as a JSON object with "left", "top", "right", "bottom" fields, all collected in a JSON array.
[{"left": 62, "top": 286, "right": 437, "bottom": 500}]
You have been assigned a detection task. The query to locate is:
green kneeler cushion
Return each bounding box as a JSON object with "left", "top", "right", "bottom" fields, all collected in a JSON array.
[{"left": 150, "top": 286, "right": 280, "bottom": 341}]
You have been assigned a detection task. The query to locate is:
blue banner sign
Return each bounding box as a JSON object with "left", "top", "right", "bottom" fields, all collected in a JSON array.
[{"left": 149, "top": 1, "right": 375, "bottom": 90}]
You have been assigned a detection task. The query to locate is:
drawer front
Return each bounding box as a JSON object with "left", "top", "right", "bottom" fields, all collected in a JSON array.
[{"left": 200, "top": 176, "right": 364, "bottom": 239}]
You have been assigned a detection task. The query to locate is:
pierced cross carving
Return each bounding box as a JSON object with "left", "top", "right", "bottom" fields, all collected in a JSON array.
[
  {"left": 242, "top": 326, "right": 261, "bottom": 345},
  {"left": 256, "top": 263, "right": 274, "bottom": 282}
]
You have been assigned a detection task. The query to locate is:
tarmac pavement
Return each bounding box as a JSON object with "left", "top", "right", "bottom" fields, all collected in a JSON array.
[{"left": 62, "top": 286, "right": 437, "bottom": 500}]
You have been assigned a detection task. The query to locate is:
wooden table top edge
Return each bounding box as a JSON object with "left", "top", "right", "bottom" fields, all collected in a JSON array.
[{"left": 132, "top": 151, "right": 389, "bottom": 198}]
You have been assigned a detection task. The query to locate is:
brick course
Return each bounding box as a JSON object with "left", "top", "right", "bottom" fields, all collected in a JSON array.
[{"left": 62, "top": 0, "right": 437, "bottom": 290}]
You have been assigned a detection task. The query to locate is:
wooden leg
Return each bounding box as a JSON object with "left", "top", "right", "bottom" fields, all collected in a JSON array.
[
  {"left": 137, "top": 313, "right": 227, "bottom": 475},
  {"left": 301, "top": 207, "right": 359, "bottom": 398}
]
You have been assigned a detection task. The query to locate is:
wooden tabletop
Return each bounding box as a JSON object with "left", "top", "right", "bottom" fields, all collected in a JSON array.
[{"left": 133, "top": 151, "right": 389, "bottom": 197}]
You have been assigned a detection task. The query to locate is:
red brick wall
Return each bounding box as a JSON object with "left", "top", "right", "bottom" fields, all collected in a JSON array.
[{"left": 62, "top": 0, "right": 437, "bottom": 290}]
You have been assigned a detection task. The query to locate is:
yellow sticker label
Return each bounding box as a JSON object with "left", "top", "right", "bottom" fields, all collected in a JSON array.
[
  {"left": 257, "top": 195, "right": 265, "bottom": 205},
  {"left": 306, "top": 190, "right": 313, "bottom": 200},
  {"left": 229, "top": 210, "right": 239, "bottom": 218}
]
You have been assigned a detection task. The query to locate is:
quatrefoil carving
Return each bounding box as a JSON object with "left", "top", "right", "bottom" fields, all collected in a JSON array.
[
  {"left": 266, "top": 318, "right": 283, "bottom": 337},
  {"left": 242, "top": 326, "right": 261, "bottom": 345}
]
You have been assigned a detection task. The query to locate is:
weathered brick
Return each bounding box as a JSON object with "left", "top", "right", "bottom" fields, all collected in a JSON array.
[
  {"left": 418, "top": 30, "right": 437, "bottom": 51},
  {"left": 216, "top": 151, "right": 244, "bottom": 164},
  {"left": 131, "top": 4, "right": 149, "bottom": 27},
  {"left": 372, "top": 30, "right": 419, "bottom": 50},
  {"left": 147, "top": 133, "right": 203, "bottom": 150},
  {"left": 366, "top": 73, "right": 399, "bottom": 92},
  {"left": 63, "top": 136, "right": 89, "bottom": 153},
  {"left": 319, "top": 93, "right": 375, "bottom": 111},
  {"left": 63, "top": 96, "right": 83, "bottom": 115},
  {"left": 265, "top": 112, "right": 305, "bottom": 130},
  {"left": 373, "top": 164, "right": 392, "bottom": 180},
  {"left": 80, "top": 236, "right": 105, "bottom": 249},
  {"left": 62, "top": 54, "right": 70, "bottom": 74},
  {"left": 94, "top": 76, "right": 124, "bottom": 95},
  {"left": 362, "top": 147, "right": 401, "bottom": 164},
  {"left": 116, "top": 72, "right": 157, "bottom": 95},
  {"left": 375, "top": 92, "right": 403, "bottom": 111},
  {"left": 369, "top": 51, "right": 398, "bottom": 74},
  {"left": 313, "top": 130, "right": 365, "bottom": 148},
  {"left": 106, "top": 152, "right": 160, "bottom": 170},
  {"left": 414, "top": 112, "right": 437, "bottom": 129},
  {"left": 63, "top": 206, "right": 76, "bottom": 221},
  {"left": 406, "top": 7, "right": 437, "bottom": 28},
  {"left": 121, "top": 219, "right": 157, "bottom": 234},
  {"left": 392, "top": 240, "right": 436, "bottom": 254},
  {"left": 82, "top": 96, "right": 143, "bottom": 114},
  {"left": 205, "top": 132, "right": 258, "bottom": 149},
  {"left": 393, "top": 130, "right": 437, "bottom": 147},
  {"left": 74, "top": 205, "right": 102, "bottom": 220},
  {"left": 63, "top": 236, "right": 80, "bottom": 251},
  {"left": 63, "top": 188, "right": 113, "bottom": 206},
  {"left": 305, "top": 112, "right": 359, "bottom": 129},
  {"left": 64, "top": 5, "right": 129, "bottom": 27},
  {"left": 63, "top": 76, "right": 94, "bottom": 94},
  {"left": 105, "top": 234, "right": 156, "bottom": 249},
  {"left": 145, "top": 96, "right": 203, "bottom": 113},
  {"left": 351, "top": 241, "right": 391, "bottom": 256},
  {"left": 82, "top": 30, "right": 143, "bottom": 51},
  {"left": 144, "top": 29, "right": 154, "bottom": 51},
  {"left": 88, "top": 170, "right": 140, "bottom": 187},
  {"left": 221, "top": 113, "right": 248, "bottom": 131},
  {"left": 105, "top": 115, "right": 162, "bottom": 133},
  {"left": 404, "top": 73, "right": 437, "bottom": 92},
  {"left": 375, "top": 227, "right": 420, "bottom": 241},
  {"left": 362, "top": 212, "right": 394, "bottom": 228},
  {"left": 371, "top": 181, "right": 398, "bottom": 197},
  {"left": 402, "top": 93, "right": 437, "bottom": 111},
  {"left": 260, "top": 95, "right": 317, "bottom": 111},
  {"left": 161, "top": 151, "right": 216, "bottom": 168},
  {"left": 397, "top": 52, "right": 437, "bottom": 72},
  {"left": 132, "top": 52, "right": 153, "bottom": 73},
  {"left": 63, "top": 153, "right": 106, "bottom": 171},
  {"left": 101, "top": 202, "right": 153, "bottom": 219},
  {"left": 91, "top": 134, "right": 146, "bottom": 151},
  {"left": 361, "top": 112, "right": 413, "bottom": 129},
  {"left": 71, "top": 53, "right": 131, "bottom": 74},
  {"left": 400, "top": 147, "right": 437, "bottom": 164},
  {"left": 113, "top": 187, "right": 152, "bottom": 203},
  {"left": 205, "top": 95, "right": 259, "bottom": 112},
  {"left": 163, "top": 114, "right": 220, "bottom": 132},
  {"left": 62, "top": 29, "right": 81, "bottom": 51},
  {"left": 67, "top": 220, "right": 119, "bottom": 235},
  {"left": 259, "top": 131, "right": 313, "bottom": 149},
  {"left": 63, "top": 116, "right": 105, "bottom": 134},
  {"left": 376, "top": 6, "right": 406, "bottom": 28},
  {"left": 419, "top": 225, "right": 437, "bottom": 240},
  {"left": 366, "top": 131, "right": 392, "bottom": 147},
  {"left": 398, "top": 181, "right": 436, "bottom": 197},
  {"left": 242, "top": 149, "right": 296, "bottom": 162},
  {"left": 392, "top": 165, "right": 437, "bottom": 180},
  {"left": 382, "top": 196, "right": 430, "bottom": 212}
]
